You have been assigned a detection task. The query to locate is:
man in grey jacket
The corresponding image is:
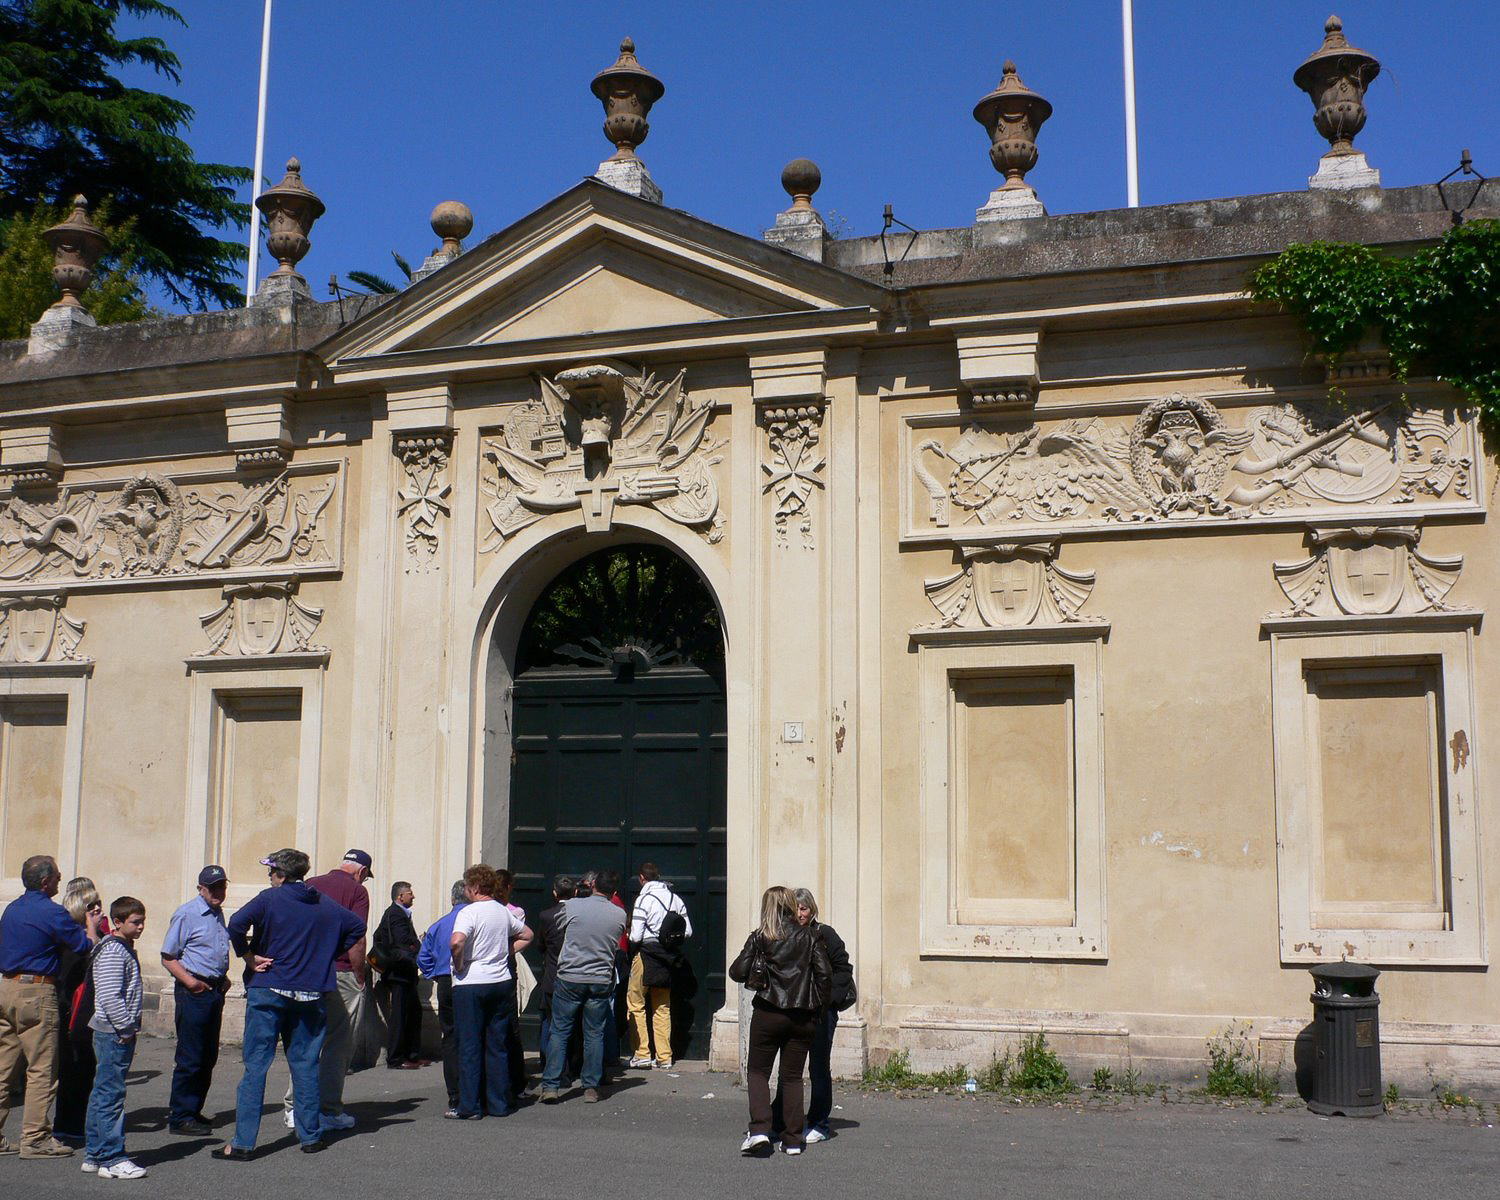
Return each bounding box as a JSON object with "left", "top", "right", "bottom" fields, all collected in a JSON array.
[{"left": 538, "top": 874, "right": 627, "bottom": 1105}]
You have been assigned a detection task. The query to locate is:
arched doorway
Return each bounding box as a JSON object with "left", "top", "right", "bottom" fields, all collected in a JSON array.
[{"left": 505, "top": 543, "right": 727, "bottom": 1059}]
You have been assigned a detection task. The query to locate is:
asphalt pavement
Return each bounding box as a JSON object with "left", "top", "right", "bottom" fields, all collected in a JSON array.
[{"left": 2, "top": 1035, "right": 1496, "bottom": 1200}]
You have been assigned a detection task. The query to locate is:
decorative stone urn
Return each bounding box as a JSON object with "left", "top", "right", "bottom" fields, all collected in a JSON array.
[
  {"left": 973, "top": 61, "right": 1052, "bottom": 221},
  {"left": 589, "top": 38, "right": 666, "bottom": 204},
  {"left": 253, "top": 158, "right": 325, "bottom": 303},
  {"left": 43, "top": 197, "right": 109, "bottom": 309},
  {"left": 1295, "top": 16, "right": 1382, "bottom": 190},
  {"left": 591, "top": 37, "right": 665, "bottom": 162}
]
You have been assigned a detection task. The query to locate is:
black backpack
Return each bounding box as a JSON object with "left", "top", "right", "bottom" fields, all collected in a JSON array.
[{"left": 657, "top": 908, "right": 688, "bottom": 951}]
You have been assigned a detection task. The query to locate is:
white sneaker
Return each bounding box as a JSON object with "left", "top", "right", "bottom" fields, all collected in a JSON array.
[
  {"left": 281, "top": 1108, "right": 294, "bottom": 1129},
  {"left": 783, "top": 1145, "right": 803, "bottom": 1156},
  {"left": 80, "top": 1160, "right": 99, "bottom": 1174},
  {"left": 628, "top": 1057, "right": 654, "bottom": 1069},
  {"left": 740, "top": 1132, "right": 772, "bottom": 1156},
  {"left": 804, "top": 1128, "right": 829, "bottom": 1144},
  {"left": 319, "top": 1112, "right": 356, "bottom": 1131},
  {"left": 97, "top": 1159, "right": 147, "bottom": 1179},
  {"left": 657, "top": 1059, "right": 675, "bottom": 1070}
]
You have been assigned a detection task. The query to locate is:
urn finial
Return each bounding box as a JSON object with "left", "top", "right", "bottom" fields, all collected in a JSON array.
[
  {"left": 43, "top": 196, "right": 110, "bottom": 309},
  {"left": 255, "top": 157, "right": 326, "bottom": 281},
  {"left": 590, "top": 36, "right": 666, "bottom": 162},
  {"left": 973, "top": 60, "right": 1053, "bottom": 191},
  {"left": 430, "top": 201, "right": 474, "bottom": 256},
  {"left": 1294, "top": 14, "right": 1381, "bottom": 158}
]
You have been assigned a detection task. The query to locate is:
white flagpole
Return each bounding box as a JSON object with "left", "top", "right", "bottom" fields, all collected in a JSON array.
[
  {"left": 246, "top": 0, "right": 272, "bottom": 304},
  {"left": 1123, "top": 0, "right": 1140, "bottom": 207}
]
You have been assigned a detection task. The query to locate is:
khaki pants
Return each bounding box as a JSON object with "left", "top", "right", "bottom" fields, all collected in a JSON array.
[
  {"left": 0, "top": 975, "right": 61, "bottom": 1150},
  {"left": 282, "top": 970, "right": 364, "bottom": 1117},
  {"left": 626, "top": 952, "right": 672, "bottom": 1065}
]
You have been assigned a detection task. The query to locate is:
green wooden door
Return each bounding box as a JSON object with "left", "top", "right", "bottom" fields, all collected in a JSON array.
[{"left": 505, "top": 545, "right": 727, "bottom": 1059}]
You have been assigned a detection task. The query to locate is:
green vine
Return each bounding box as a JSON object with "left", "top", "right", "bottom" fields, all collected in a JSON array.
[{"left": 1248, "top": 219, "right": 1500, "bottom": 435}]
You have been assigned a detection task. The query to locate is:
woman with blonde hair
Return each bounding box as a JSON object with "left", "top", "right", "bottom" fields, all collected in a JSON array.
[
  {"left": 728, "top": 885, "right": 831, "bottom": 1157},
  {"left": 55, "top": 877, "right": 109, "bottom": 1139}
]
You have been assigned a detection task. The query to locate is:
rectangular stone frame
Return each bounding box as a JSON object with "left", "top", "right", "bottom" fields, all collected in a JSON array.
[
  {"left": 183, "top": 654, "right": 327, "bottom": 907},
  {"left": 916, "top": 629, "right": 1107, "bottom": 959},
  {"left": 0, "top": 662, "right": 90, "bottom": 900},
  {"left": 1266, "top": 617, "right": 1485, "bottom": 965}
]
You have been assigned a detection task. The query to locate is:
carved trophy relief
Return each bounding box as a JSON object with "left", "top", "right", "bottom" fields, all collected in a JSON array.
[
  {"left": 0, "top": 465, "right": 342, "bottom": 587},
  {"left": 199, "top": 579, "right": 326, "bottom": 657},
  {"left": 0, "top": 594, "right": 86, "bottom": 663},
  {"left": 478, "top": 364, "right": 725, "bottom": 552},
  {"left": 923, "top": 541, "right": 1102, "bottom": 630},
  {"left": 396, "top": 435, "right": 452, "bottom": 572},
  {"left": 760, "top": 403, "right": 826, "bottom": 549},
  {"left": 909, "top": 394, "right": 1477, "bottom": 538},
  {"left": 1270, "top": 524, "right": 1466, "bottom": 619}
]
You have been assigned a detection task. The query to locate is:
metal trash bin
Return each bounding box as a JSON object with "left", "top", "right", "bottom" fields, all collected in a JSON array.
[{"left": 1307, "top": 961, "right": 1382, "bottom": 1117}]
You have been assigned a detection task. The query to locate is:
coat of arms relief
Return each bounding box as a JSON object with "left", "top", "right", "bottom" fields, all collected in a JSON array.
[
  {"left": 0, "top": 465, "right": 341, "bottom": 588},
  {"left": 478, "top": 364, "right": 724, "bottom": 552},
  {"left": 908, "top": 392, "right": 1475, "bottom": 539}
]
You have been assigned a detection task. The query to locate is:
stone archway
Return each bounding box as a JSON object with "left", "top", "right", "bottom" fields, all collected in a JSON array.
[{"left": 492, "top": 542, "right": 727, "bottom": 1059}]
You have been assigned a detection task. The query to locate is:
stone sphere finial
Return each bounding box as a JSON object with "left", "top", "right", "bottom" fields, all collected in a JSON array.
[
  {"left": 430, "top": 201, "right": 474, "bottom": 255},
  {"left": 43, "top": 195, "right": 110, "bottom": 309},
  {"left": 255, "top": 156, "right": 326, "bottom": 279},
  {"left": 1294, "top": 13, "right": 1381, "bottom": 157},
  {"left": 781, "top": 159, "right": 821, "bottom": 211},
  {"left": 591, "top": 35, "right": 666, "bottom": 161},
  {"left": 972, "top": 59, "right": 1053, "bottom": 190}
]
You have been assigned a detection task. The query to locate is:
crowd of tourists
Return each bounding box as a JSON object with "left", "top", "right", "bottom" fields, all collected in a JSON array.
[{"left": 0, "top": 847, "right": 854, "bottom": 1177}]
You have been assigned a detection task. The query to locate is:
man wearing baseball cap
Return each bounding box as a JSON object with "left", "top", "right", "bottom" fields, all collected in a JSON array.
[
  {"left": 160, "top": 865, "right": 233, "bottom": 1135},
  {"left": 289, "top": 849, "right": 373, "bottom": 1131}
]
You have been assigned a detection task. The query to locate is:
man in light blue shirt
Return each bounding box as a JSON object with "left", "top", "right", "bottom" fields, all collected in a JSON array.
[
  {"left": 159, "top": 865, "right": 232, "bottom": 1135},
  {"left": 417, "top": 880, "right": 466, "bottom": 1117}
]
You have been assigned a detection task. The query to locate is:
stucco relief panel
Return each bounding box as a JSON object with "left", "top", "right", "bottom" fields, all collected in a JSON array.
[
  {"left": 0, "top": 462, "right": 343, "bottom": 591},
  {"left": 903, "top": 393, "right": 1480, "bottom": 542},
  {"left": 476, "top": 363, "right": 725, "bottom": 559}
]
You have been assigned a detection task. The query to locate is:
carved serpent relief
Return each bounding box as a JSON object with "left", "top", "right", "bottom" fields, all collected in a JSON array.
[
  {"left": 0, "top": 464, "right": 341, "bottom": 588},
  {"left": 909, "top": 393, "right": 1475, "bottom": 537}
]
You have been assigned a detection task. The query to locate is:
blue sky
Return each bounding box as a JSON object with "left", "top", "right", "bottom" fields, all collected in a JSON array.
[{"left": 120, "top": 1, "right": 1500, "bottom": 308}]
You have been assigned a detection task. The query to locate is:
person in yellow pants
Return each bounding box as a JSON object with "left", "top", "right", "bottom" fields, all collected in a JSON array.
[{"left": 625, "top": 863, "right": 691, "bottom": 1068}]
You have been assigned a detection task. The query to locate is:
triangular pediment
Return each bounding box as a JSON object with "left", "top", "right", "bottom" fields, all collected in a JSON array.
[{"left": 321, "top": 180, "right": 885, "bottom": 364}]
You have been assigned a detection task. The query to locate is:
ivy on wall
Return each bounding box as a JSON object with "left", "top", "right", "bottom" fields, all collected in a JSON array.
[{"left": 1248, "top": 219, "right": 1500, "bottom": 436}]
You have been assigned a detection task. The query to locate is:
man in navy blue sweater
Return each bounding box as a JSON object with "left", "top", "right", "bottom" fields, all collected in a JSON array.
[{"left": 216, "top": 848, "right": 365, "bottom": 1160}]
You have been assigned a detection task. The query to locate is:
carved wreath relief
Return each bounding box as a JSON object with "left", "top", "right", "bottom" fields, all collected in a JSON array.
[
  {"left": 760, "top": 403, "right": 825, "bottom": 549},
  {"left": 479, "top": 365, "right": 724, "bottom": 550},
  {"left": 0, "top": 466, "right": 340, "bottom": 586},
  {"left": 0, "top": 595, "right": 86, "bottom": 663},
  {"left": 1270, "top": 524, "right": 1465, "bottom": 619},
  {"left": 923, "top": 541, "right": 1101, "bottom": 630},
  {"left": 910, "top": 393, "right": 1474, "bottom": 537}
]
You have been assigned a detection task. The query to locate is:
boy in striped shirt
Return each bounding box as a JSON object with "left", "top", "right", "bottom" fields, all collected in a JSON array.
[{"left": 84, "top": 897, "right": 147, "bottom": 1180}]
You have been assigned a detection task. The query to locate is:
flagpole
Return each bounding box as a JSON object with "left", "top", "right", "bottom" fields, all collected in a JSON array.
[
  {"left": 1123, "top": 0, "right": 1140, "bottom": 207},
  {"left": 246, "top": 0, "right": 272, "bottom": 304}
]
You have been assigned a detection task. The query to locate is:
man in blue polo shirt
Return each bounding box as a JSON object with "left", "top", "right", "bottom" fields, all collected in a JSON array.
[
  {"left": 161, "top": 864, "right": 233, "bottom": 1135},
  {"left": 417, "top": 879, "right": 467, "bottom": 1117},
  {"left": 0, "top": 854, "right": 100, "bottom": 1158}
]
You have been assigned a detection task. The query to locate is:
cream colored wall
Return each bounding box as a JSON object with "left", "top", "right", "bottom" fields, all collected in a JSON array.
[{"left": 871, "top": 361, "right": 1500, "bottom": 1084}]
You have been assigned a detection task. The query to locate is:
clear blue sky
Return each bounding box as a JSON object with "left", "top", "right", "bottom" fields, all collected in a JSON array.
[{"left": 121, "top": 1, "right": 1500, "bottom": 309}]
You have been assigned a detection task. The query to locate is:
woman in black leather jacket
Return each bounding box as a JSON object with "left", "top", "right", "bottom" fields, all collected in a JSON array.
[{"left": 728, "top": 885, "right": 832, "bottom": 1157}]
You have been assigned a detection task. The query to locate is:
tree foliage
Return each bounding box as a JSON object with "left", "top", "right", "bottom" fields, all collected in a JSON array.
[
  {"left": 0, "top": 199, "right": 158, "bottom": 339},
  {"left": 1249, "top": 219, "right": 1500, "bottom": 434},
  {"left": 0, "top": 0, "right": 251, "bottom": 309}
]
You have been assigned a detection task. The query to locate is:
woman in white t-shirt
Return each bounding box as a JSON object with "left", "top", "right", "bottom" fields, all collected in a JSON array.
[{"left": 449, "top": 864, "right": 533, "bottom": 1118}]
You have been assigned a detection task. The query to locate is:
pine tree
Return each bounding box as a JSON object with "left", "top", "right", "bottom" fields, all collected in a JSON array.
[{"left": 0, "top": 0, "right": 252, "bottom": 310}]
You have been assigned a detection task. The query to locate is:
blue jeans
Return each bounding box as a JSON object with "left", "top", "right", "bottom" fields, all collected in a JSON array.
[
  {"left": 233, "top": 989, "right": 326, "bottom": 1149},
  {"left": 168, "top": 981, "right": 224, "bottom": 1124},
  {"left": 543, "top": 979, "right": 612, "bottom": 1091},
  {"left": 85, "top": 1030, "right": 135, "bottom": 1167},
  {"left": 453, "top": 980, "right": 515, "bottom": 1117}
]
